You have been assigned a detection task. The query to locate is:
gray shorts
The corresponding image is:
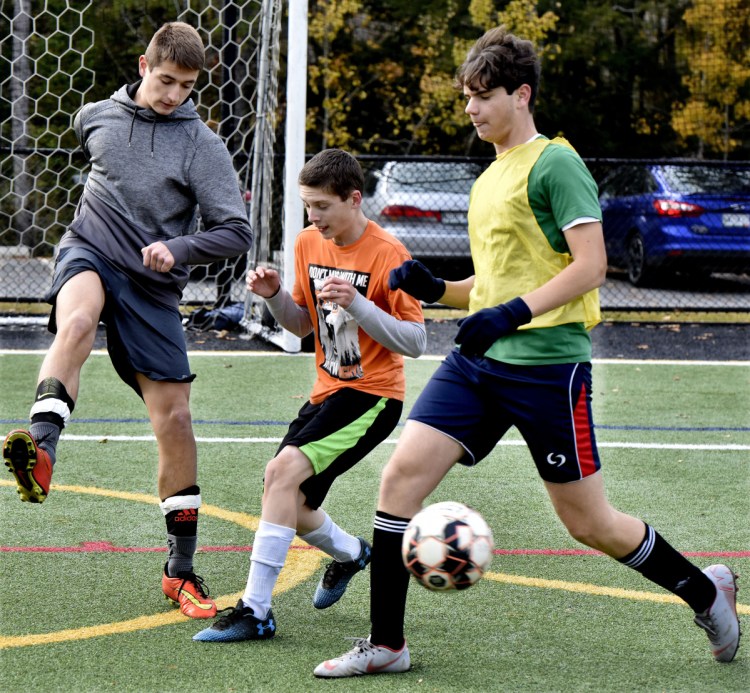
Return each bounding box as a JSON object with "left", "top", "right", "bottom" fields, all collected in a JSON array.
[{"left": 48, "top": 247, "right": 195, "bottom": 396}]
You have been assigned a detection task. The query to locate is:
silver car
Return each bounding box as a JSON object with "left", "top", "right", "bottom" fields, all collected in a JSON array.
[{"left": 362, "top": 161, "right": 482, "bottom": 263}]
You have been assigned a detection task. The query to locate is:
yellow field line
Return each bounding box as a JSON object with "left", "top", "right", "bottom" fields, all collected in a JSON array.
[
  {"left": 486, "top": 571, "right": 750, "bottom": 615},
  {"left": 2, "top": 481, "right": 747, "bottom": 649},
  {"left": 0, "top": 483, "right": 316, "bottom": 648}
]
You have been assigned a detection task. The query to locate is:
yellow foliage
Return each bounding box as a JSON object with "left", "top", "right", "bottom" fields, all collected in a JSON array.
[
  {"left": 671, "top": 0, "right": 750, "bottom": 156},
  {"left": 305, "top": 0, "right": 559, "bottom": 152},
  {"left": 307, "top": 0, "right": 364, "bottom": 149}
]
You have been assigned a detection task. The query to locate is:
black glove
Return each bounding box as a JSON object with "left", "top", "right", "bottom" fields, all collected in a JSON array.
[
  {"left": 388, "top": 260, "right": 446, "bottom": 303},
  {"left": 455, "top": 297, "right": 532, "bottom": 356}
]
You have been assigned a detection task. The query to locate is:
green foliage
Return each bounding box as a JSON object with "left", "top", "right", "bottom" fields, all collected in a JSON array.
[
  {"left": 6, "top": 1, "right": 749, "bottom": 165},
  {"left": 83, "top": 1, "right": 186, "bottom": 102},
  {"left": 304, "top": 1, "right": 560, "bottom": 154},
  {"left": 299, "top": 0, "right": 749, "bottom": 158}
]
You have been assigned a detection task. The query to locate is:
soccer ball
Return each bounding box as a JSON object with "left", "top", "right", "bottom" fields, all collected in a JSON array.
[{"left": 401, "top": 501, "right": 494, "bottom": 591}]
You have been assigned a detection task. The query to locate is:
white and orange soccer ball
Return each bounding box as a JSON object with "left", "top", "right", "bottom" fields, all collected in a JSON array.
[{"left": 401, "top": 501, "right": 494, "bottom": 591}]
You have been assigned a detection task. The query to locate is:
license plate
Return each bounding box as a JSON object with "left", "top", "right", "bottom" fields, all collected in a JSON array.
[{"left": 722, "top": 213, "right": 750, "bottom": 227}]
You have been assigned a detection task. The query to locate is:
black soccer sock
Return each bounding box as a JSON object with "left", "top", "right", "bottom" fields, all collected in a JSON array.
[
  {"left": 162, "top": 485, "right": 201, "bottom": 577},
  {"left": 370, "top": 511, "right": 411, "bottom": 650},
  {"left": 618, "top": 524, "right": 716, "bottom": 613}
]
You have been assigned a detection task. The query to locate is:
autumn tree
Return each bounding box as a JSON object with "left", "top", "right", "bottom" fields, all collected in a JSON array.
[
  {"left": 389, "top": 0, "right": 559, "bottom": 154},
  {"left": 306, "top": 0, "right": 366, "bottom": 150},
  {"left": 671, "top": 0, "right": 750, "bottom": 158},
  {"left": 305, "top": 0, "right": 560, "bottom": 155}
]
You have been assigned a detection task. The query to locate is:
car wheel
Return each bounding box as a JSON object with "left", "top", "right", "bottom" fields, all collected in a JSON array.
[{"left": 626, "top": 233, "right": 654, "bottom": 286}]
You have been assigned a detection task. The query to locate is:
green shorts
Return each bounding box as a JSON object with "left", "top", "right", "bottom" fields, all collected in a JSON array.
[{"left": 280, "top": 388, "right": 402, "bottom": 509}]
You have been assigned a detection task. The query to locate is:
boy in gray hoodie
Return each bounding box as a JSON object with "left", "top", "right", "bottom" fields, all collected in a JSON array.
[{"left": 2, "top": 21, "right": 252, "bottom": 619}]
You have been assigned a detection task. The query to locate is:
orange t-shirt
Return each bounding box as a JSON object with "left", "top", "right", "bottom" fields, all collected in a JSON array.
[{"left": 292, "top": 220, "right": 424, "bottom": 404}]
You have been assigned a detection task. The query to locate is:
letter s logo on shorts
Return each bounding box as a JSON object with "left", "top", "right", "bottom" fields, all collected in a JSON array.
[{"left": 546, "top": 453, "right": 566, "bottom": 467}]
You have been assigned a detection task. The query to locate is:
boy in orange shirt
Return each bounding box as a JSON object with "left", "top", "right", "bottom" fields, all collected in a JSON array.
[{"left": 194, "top": 148, "right": 425, "bottom": 642}]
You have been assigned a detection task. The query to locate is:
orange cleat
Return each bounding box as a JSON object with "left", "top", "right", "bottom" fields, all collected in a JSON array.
[
  {"left": 3, "top": 429, "right": 53, "bottom": 503},
  {"left": 162, "top": 565, "right": 217, "bottom": 619}
]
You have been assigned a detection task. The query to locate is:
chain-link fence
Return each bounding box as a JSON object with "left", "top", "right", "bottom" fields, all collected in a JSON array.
[
  {"left": 2, "top": 3, "right": 749, "bottom": 323},
  {"left": 214, "top": 154, "right": 750, "bottom": 318},
  {"left": 355, "top": 156, "right": 750, "bottom": 311}
]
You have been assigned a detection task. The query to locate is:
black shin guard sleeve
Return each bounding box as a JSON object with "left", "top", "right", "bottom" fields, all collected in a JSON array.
[{"left": 35, "top": 377, "right": 76, "bottom": 413}]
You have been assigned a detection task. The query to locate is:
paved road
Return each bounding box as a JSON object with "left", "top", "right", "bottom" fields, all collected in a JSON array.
[
  {"left": 2, "top": 252, "right": 748, "bottom": 360},
  {"left": 600, "top": 270, "right": 750, "bottom": 311}
]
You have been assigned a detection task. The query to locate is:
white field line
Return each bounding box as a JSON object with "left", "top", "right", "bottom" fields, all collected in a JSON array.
[
  {"left": 1, "top": 348, "right": 749, "bottom": 366},
  {"left": 58, "top": 434, "right": 750, "bottom": 451}
]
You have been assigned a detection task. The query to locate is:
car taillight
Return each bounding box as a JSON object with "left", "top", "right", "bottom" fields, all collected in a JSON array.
[
  {"left": 652, "top": 199, "right": 704, "bottom": 217},
  {"left": 381, "top": 205, "right": 442, "bottom": 222}
]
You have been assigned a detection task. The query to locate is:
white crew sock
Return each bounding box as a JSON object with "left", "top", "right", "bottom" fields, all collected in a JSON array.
[
  {"left": 243, "top": 520, "right": 296, "bottom": 618},
  {"left": 299, "top": 510, "right": 362, "bottom": 562}
]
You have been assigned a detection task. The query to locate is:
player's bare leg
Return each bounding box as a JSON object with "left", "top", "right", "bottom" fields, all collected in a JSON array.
[
  {"left": 544, "top": 472, "right": 645, "bottom": 557},
  {"left": 38, "top": 271, "right": 104, "bottom": 399},
  {"left": 3, "top": 271, "right": 103, "bottom": 502},
  {"left": 138, "top": 377, "right": 197, "bottom": 499},
  {"left": 138, "top": 376, "right": 216, "bottom": 618},
  {"left": 545, "top": 472, "right": 739, "bottom": 661},
  {"left": 378, "top": 421, "right": 461, "bottom": 517}
]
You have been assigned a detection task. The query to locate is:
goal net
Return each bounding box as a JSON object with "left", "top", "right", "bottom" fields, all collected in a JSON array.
[{"left": 0, "top": 0, "right": 283, "bottom": 320}]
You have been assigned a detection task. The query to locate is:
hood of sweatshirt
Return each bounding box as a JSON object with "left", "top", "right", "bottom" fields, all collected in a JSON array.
[{"left": 110, "top": 82, "right": 201, "bottom": 155}]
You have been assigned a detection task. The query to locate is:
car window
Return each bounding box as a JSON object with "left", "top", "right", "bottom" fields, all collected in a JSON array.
[
  {"left": 659, "top": 165, "right": 750, "bottom": 195},
  {"left": 599, "top": 165, "right": 654, "bottom": 198},
  {"left": 385, "top": 163, "right": 480, "bottom": 194}
]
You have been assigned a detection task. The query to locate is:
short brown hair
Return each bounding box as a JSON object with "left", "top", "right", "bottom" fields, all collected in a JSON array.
[
  {"left": 455, "top": 27, "right": 541, "bottom": 110},
  {"left": 145, "top": 22, "right": 205, "bottom": 71},
  {"left": 298, "top": 149, "right": 364, "bottom": 201}
]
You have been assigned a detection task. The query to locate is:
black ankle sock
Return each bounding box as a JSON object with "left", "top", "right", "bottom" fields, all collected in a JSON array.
[
  {"left": 618, "top": 524, "right": 715, "bottom": 613},
  {"left": 370, "top": 511, "right": 410, "bottom": 650}
]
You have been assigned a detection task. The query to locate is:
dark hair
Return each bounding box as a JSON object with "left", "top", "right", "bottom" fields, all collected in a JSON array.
[
  {"left": 298, "top": 149, "right": 365, "bottom": 200},
  {"left": 454, "top": 27, "right": 541, "bottom": 110},
  {"left": 145, "top": 22, "right": 205, "bottom": 71}
]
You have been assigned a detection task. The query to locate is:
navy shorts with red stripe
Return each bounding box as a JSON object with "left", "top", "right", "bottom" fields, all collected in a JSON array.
[{"left": 407, "top": 350, "right": 600, "bottom": 483}]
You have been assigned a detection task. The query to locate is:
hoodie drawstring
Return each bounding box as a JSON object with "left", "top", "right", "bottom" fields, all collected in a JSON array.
[
  {"left": 127, "top": 108, "right": 156, "bottom": 156},
  {"left": 128, "top": 109, "right": 137, "bottom": 148}
]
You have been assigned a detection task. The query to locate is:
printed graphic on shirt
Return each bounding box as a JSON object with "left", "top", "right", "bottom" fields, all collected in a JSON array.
[{"left": 308, "top": 264, "right": 371, "bottom": 380}]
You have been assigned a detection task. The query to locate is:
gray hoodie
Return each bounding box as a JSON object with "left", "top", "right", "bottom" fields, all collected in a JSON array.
[{"left": 61, "top": 82, "right": 253, "bottom": 302}]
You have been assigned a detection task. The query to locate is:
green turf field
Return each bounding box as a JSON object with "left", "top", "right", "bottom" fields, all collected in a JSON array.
[{"left": 1, "top": 351, "right": 748, "bottom": 692}]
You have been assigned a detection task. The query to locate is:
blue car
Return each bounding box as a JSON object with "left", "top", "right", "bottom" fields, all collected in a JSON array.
[{"left": 598, "top": 163, "right": 750, "bottom": 286}]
